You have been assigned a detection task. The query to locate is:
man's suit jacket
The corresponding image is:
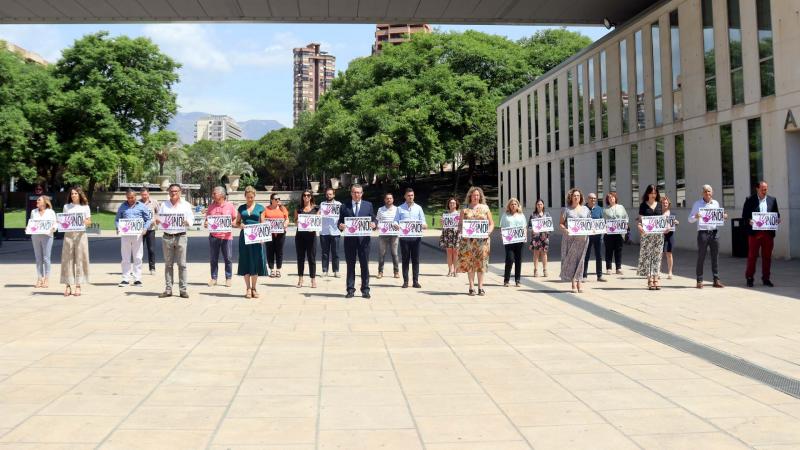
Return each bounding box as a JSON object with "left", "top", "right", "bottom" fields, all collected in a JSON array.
[
  {"left": 741, "top": 194, "right": 780, "bottom": 237},
  {"left": 338, "top": 200, "right": 376, "bottom": 240}
]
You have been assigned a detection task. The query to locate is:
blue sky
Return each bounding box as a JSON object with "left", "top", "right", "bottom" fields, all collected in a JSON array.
[{"left": 0, "top": 23, "right": 607, "bottom": 127}]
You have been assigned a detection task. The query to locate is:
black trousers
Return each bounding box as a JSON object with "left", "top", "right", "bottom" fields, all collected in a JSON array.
[
  {"left": 399, "top": 238, "right": 421, "bottom": 284},
  {"left": 583, "top": 235, "right": 603, "bottom": 279},
  {"left": 295, "top": 232, "right": 317, "bottom": 278},
  {"left": 504, "top": 242, "right": 523, "bottom": 283},
  {"left": 267, "top": 233, "right": 286, "bottom": 269},
  {"left": 603, "top": 234, "right": 623, "bottom": 270},
  {"left": 344, "top": 236, "right": 370, "bottom": 294},
  {"left": 144, "top": 229, "right": 156, "bottom": 271},
  {"left": 319, "top": 234, "right": 340, "bottom": 273}
]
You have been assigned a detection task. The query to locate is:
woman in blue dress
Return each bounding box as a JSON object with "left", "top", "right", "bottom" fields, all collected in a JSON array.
[{"left": 236, "top": 186, "right": 266, "bottom": 298}]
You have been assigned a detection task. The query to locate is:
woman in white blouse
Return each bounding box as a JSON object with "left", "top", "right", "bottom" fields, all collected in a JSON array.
[
  {"left": 30, "top": 195, "right": 58, "bottom": 288},
  {"left": 60, "top": 187, "right": 92, "bottom": 296}
]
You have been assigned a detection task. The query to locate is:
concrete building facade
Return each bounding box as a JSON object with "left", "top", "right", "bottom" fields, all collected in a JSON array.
[
  {"left": 293, "top": 43, "right": 335, "bottom": 124},
  {"left": 372, "top": 24, "right": 432, "bottom": 54},
  {"left": 193, "top": 115, "right": 243, "bottom": 142},
  {"left": 497, "top": 0, "right": 800, "bottom": 259},
  {"left": 1, "top": 40, "right": 48, "bottom": 65}
]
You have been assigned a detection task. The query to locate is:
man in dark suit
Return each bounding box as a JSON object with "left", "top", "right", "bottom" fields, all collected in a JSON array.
[
  {"left": 338, "top": 184, "right": 376, "bottom": 298},
  {"left": 741, "top": 180, "right": 780, "bottom": 287}
]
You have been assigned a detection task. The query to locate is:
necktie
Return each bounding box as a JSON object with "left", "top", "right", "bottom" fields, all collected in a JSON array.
[{"left": 354, "top": 202, "right": 359, "bottom": 216}]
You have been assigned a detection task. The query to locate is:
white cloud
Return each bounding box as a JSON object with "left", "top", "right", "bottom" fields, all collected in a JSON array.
[{"left": 143, "top": 23, "right": 231, "bottom": 72}]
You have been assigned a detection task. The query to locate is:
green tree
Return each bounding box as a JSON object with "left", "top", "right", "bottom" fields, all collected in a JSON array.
[
  {"left": 518, "top": 28, "right": 593, "bottom": 74},
  {"left": 254, "top": 128, "right": 300, "bottom": 187},
  {"left": 142, "top": 129, "right": 181, "bottom": 176}
]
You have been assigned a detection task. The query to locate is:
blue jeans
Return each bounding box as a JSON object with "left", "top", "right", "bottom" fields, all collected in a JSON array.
[
  {"left": 32, "top": 234, "right": 53, "bottom": 278},
  {"left": 320, "top": 234, "right": 340, "bottom": 273},
  {"left": 209, "top": 235, "right": 233, "bottom": 280}
]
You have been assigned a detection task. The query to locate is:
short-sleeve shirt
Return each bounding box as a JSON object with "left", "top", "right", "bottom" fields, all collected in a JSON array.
[
  {"left": 206, "top": 201, "right": 237, "bottom": 240},
  {"left": 639, "top": 202, "right": 663, "bottom": 217}
]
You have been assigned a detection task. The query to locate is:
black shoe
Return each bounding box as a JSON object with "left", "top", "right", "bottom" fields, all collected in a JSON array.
[
  {"left": 132, "top": 281, "right": 142, "bottom": 287},
  {"left": 402, "top": 283, "right": 409, "bottom": 288},
  {"left": 763, "top": 279, "right": 774, "bottom": 287},
  {"left": 179, "top": 291, "right": 189, "bottom": 299},
  {"left": 118, "top": 280, "right": 129, "bottom": 287},
  {"left": 412, "top": 283, "right": 422, "bottom": 288},
  {"left": 746, "top": 278, "right": 754, "bottom": 287},
  {"left": 345, "top": 292, "right": 355, "bottom": 298},
  {"left": 362, "top": 292, "right": 371, "bottom": 299},
  {"left": 158, "top": 291, "right": 172, "bottom": 298},
  {"left": 597, "top": 277, "right": 607, "bottom": 282}
]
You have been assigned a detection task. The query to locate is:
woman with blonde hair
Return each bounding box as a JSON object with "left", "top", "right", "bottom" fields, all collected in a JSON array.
[
  {"left": 30, "top": 195, "right": 58, "bottom": 288},
  {"left": 457, "top": 186, "right": 494, "bottom": 296},
  {"left": 661, "top": 195, "right": 679, "bottom": 279},
  {"left": 236, "top": 186, "right": 266, "bottom": 298},
  {"left": 501, "top": 198, "right": 526, "bottom": 287},
  {"left": 559, "top": 188, "right": 591, "bottom": 293},
  {"left": 60, "top": 186, "right": 92, "bottom": 296}
]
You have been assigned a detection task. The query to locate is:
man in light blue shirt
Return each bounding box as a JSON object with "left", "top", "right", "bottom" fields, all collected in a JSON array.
[
  {"left": 397, "top": 188, "right": 427, "bottom": 288},
  {"left": 115, "top": 189, "right": 153, "bottom": 287}
]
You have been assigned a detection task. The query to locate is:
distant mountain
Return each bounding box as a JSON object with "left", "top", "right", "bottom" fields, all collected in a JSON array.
[{"left": 166, "top": 112, "right": 284, "bottom": 144}]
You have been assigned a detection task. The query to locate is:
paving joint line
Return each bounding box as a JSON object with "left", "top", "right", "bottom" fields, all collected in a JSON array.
[{"left": 381, "top": 332, "right": 428, "bottom": 450}]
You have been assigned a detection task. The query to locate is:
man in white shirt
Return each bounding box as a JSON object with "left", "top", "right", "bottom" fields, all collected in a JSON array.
[
  {"left": 319, "top": 188, "right": 342, "bottom": 278},
  {"left": 376, "top": 192, "right": 399, "bottom": 279},
  {"left": 397, "top": 188, "right": 427, "bottom": 288},
  {"left": 155, "top": 184, "right": 194, "bottom": 298},
  {"left": 687, "top": 184, "right": 728, "bottom": 289}
]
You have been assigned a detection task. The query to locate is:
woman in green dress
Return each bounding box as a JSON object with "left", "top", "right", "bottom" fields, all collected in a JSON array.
[{"left": 236, "top": 186, "right": 266, "bottom": 298}]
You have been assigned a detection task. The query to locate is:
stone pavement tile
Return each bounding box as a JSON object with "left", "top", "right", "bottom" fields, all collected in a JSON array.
[
  {"left": 71, "top": 376, "right": 161, "bottom": 396},
  {"left": 321, "top": 370, "right": 397, "bottom": 388},
  {"left": 144, "top": 386, "right": 236, "bottom": 407},
  {"left": 640, "top": 378, "right": 736, "bottom": 397},
  {"left": 318, "top": 429, "right": 422, "bottom": 450},
  {"left": 247, "top": 357, "right": 321, "bottom": 378},
  {"left": 631, "top": 432, "right": 750, "bottom": 449},
  {"left": 519, "top": 423, "right": 639, "bottom": 450},
  {"left": 319, "top": 404, "right": 414, "bottom": 430},
  {"left": 210, "top": 446, "right": 313, "bottom": 450},
  {"left": 0, "top": 415, "right": 120, "bottom": 443},
  {"left": 711, "top": 415, "right": 800, "bottom": 446},
  {"left": 772, "top": 401, "right": 800, "bottom": 420},
  {"left": 227, "top": 395, "right": 317, "bottom": 418},
  {"left": 0, "top": 403, "right": 40, "bottom": 429},
  {"left": 550, "top": 372, "right": 641, "bottom": 391},
  {"left": 425, "top": 442, "right": 531, "bottom": 450},
  {"left": 685, "top": 367, "right": 759, "bottom": 388},
  {"left": 612, "top": 364, "right": 703, "bottom": 380},
  {"left": 732, "top": 384, "right": 799, "bottom": 405},
  {"left": 416, "top": 415, "right": 523, "bottom": 443},
  {"left": 118, "top": 405, "right": 226, "bottom": 430},
  {"left": 30, "top": 354, "right": 116, "bottom": 369},
  {"left": 601, "top": 407, "right": 717, "bottom": 435},
  {"left": 175, "top": 355, "right": 253, "bottom": 372},
  {"left": 0, "top": 384, "right": 72, "bottom": 404},
  {"left": 671, "top": 394, "right": 784, "bottom": 418},
  {"left": 322, "top": 351, "right": 394, "bottom": 371},
  {"left": 0, "top": 444, "right": 96, "bottom": 450},
  {"left": 482, "top": 382, "right": 576, "bottom": 404},
  {"left": 572, "top": 388, "right": 674, "bottom": 410},
  {"left": 532, "top": 358, "right": 616, "bottom": 375},
  {"left": 406, "top": 394, "right": 500, "bottom": 416},
  {"left": 0, "top": 360, "right": 32, "bottom": 377},
  {"left": 321, "top": 386, "right": 405, "bottom": 407},
  {"left": 3, "top": 368, "right": 94, "bottom": 386},
  {"left": 100, "top": 429, "right": 212, "bottom": 450},
  {"left": 500, "top": 401, "right": 605, "bottom": 427},
  {"left": 211, "top": 417, "right": 316, "bottom": 445},
  {"left": 238, "top": 377, "right": 319, "bottom": 396},
  {"left": 161, "top": 369, "right": 244, "bottom": 387},
  {"left": 39, "top": 394, "right": 141, "bottom": 416}
]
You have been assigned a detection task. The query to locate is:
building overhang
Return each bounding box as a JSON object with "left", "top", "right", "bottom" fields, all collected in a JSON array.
[{"left": 0, "top": 0, "right": 658, "bottom": 26}]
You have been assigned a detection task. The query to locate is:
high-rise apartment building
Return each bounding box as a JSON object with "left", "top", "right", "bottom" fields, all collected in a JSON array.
[
  {"left": 193, "top": 115, "right": 243, "bottom": 142},
  {"left": 372, "top": 24, "right": 432, "bottom": 54},
  {"left": 1, "top": 40, "right": 48, "bottom": 65},
  {"left": 293, "top": 43, "right": 335, "bottom": 124}
]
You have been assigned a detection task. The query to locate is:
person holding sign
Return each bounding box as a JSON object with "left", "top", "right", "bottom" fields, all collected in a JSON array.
[
  {"left": 338, "top": 184, "right": 376, "bottom": 298},
  {"left": 528, "top": 199, "right": 551, "bottom": 278},
  {"left": 205, "top": 186, "right": 237, "bottom": 288},
  {"left": 439, "top": 197, "right": 460, "bottom": 277},
  {"left": 500, "top": 198, "right": 526, "bottom": 287},
  {"left": 661, "top": 196, "right": 679, "bottom": 279},
  {"left": 397, "top": 188, "right": 427, "bottom": 288},
  {"left": 582, "top": 193, "right": 607, "bottom": 283},
  {"left": 376, "top": 192, "right": 400, "bottom": 280},
  {"left": 59, "top": 187, "right": 92, "bottom": 296},
  {"left": 688, "top": 184, "right": 727, "bottom": 289},
  {"left": 637, "top": 185, "right": 665, "bottom": 290},
  {"left": 156, "top": 184, "right": 194, "bottom": 298},
  {"left": 602, "top": 192, "right": 628, "bottom": 276},
  {"left": 294, "top": 189, "right": 320, "bottom": 288},
  {"left": 115, "top": 189, "right": 153, "bottom": 289},
  {"left": 319, "top": 188, "right": 342, "bottom": 278},
  {"left": 263, "top": 193, "right": 289, "bottom": 278},
  {"left": 457, "top": 187, "right": 494, "bottom": 296},
  {"left": 560, "top": 188, "right": 591, "bottom": 293},
  {"left": 236, "top": 186, "right": 267, "bottom": 298},
  {"left": 742, "top": 180, "right": 780, "bottom": 287},
  {"left": 139, "top": 188, "right": 159, "bottom": 275},
  {"left": 28, "top": 195, "right": 57, "bottom": 288}
]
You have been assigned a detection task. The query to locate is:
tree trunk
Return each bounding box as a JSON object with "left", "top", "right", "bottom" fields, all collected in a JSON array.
[
  {"left": 87, "top": 178, "right": 97, "bottom": 202},
  {"left": 159, "top": 160, "right": 165, "bottom": 176}
]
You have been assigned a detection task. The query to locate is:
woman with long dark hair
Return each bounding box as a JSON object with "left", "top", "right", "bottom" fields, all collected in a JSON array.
[
  {"left": 60, "top": 187, "right": 92, "bottom": 296},
  {"left": 637, "top": 184, "right": 664, "bottom": 290},
  {"left": 263, "top": 193, "right": 289, "bottom": 278},
  {"left": 528, "top": 199, "right": 550, "bottom": 277},
  {"left": 294, "top": 189, "right": 319, "bottom": 288}
]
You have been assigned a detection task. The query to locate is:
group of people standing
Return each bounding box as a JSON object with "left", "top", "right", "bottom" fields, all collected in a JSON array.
[{"left": 26, "top": 180, "right": 781, "bottom": 298}]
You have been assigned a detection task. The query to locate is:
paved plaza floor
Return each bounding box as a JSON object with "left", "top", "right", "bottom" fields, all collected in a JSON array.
[{"left": 1, "top": 232, "right": 800, "bottom": 449}]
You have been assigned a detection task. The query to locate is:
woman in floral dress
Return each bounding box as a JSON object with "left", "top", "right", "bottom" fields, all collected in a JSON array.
[
  {"left": 559, "top": 188, "right": 591, "bottom": 293},
  {"left": 457, "top": 187, "right": 494, "bottom": 296},
  {"left": 528, "top": 198, "right": 550, "bottom": 278},
  {"left": 439, "top": 197, "right": 460, "bottom": 277}
]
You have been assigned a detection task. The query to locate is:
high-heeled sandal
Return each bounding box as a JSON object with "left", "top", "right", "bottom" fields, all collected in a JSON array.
[
  {"left": 74, "top": 286, "right": 81, "bottom": 297},
  {"left": 478, "top": 289, "right": 485, "bottom": 296},
  {"left": 571, "top": 281, "right": 577, "bottom": 293},
  {"left": 533, "top": 269, "right": 538, "bottom": 277},
  {"left": 35, "top": 279, "right": 42, "bottom": 288},
  {"left": 251, "top": 288, "right": 260, "bottom": 298},
  {"left": 245, "top": 288, "right": 252, "bottom": 298},
  {"left": 647, "top": 279, "right": 654, "bottom": 290},
  {"left": 311, "top": 279, "right": 317, "bottom": 288},
  {"left": 64, "top": 285, "right": 72, "bottom": 297},
  {"left": 468, "top": 288, "right": 475, "bottom": 296},
  {"left": 297, "top": 278, "right": 303, "bottom": 288}
]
